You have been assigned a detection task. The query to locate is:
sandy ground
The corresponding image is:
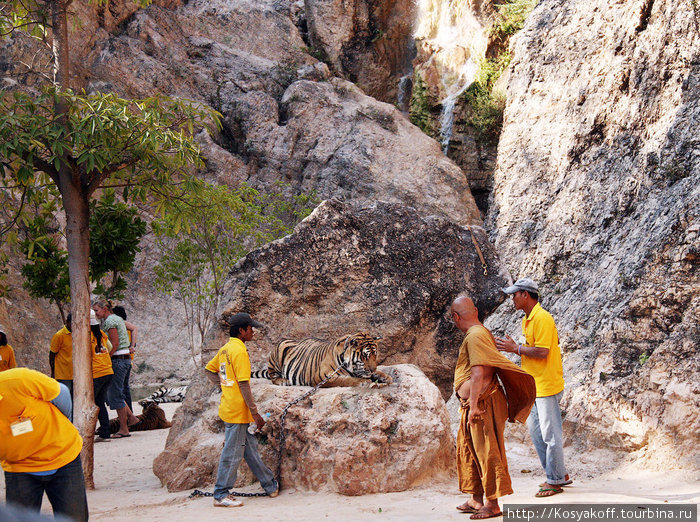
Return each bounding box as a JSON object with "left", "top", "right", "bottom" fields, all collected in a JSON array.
[{"left": 3, "top": 403, "right": 699, "bottom": 521}]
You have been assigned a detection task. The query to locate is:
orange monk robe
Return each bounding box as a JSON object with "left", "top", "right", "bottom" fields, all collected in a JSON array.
[{"left": 454, "top": 325, "right": 536, "bottom": 499}]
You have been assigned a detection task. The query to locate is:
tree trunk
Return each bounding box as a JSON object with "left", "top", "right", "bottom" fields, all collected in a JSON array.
[
  {"left": 60, "top": 174, "right": 99, "bottom": 489},
  {"left": 52, "top": 0, "right": 98, "bottom": 490}
]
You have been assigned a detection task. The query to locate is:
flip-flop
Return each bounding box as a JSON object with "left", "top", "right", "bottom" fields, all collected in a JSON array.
[
  {"left": 470, "top": 507, "right": 502, "bottom": 519},
  {"left": 456, "top": 502, "right": 478, "bottom": 513},
  {"left": 535, "top": 486, "right": 563, "bottom": 497},
  {"left": 112, "top": 433, "right": 131, "bottom": 438}
]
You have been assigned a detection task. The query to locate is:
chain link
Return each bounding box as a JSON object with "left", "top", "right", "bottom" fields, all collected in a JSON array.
[{"left": 189, "top": 363, "right": 348, "bottom": 500}]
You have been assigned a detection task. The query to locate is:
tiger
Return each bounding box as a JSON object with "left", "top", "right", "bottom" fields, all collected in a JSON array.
[
  {"left": 137, "top": 385, "right": 188, "bottom": 407},
  {"left": 251, "top": 332, "right": 393, "bottom": 388}
]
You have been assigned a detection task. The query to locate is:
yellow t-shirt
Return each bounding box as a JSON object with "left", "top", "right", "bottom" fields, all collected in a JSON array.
[
  {"left": 0, "top": 345, "right": 16, "bottom": 372},
  {"left": 50, "top": 327, "right": 73, "bottom": 380},
  {"left": 521, "top": 303, "right": 565, "bottom": 397},
  {"left": 205, "top": 337, "right": 254, "bottom": 424},
  {"left": 0, "top": 368, "right": 83, "bottom": 472},
  {"left": 92, "top": 331, "right": 113, "bottom": 379}
]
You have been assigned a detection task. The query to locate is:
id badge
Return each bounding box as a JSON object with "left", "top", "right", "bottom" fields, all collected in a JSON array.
[
  {"left": 11, "top": 418, "right": 33, "bottom": 436},
  {"left": 219, "top": 362, "right": 233, "bottom": 387}
]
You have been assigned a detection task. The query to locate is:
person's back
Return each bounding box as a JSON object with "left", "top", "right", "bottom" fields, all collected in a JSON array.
[
  {"left": 0, "top": 368, "right": 88, "bottom": 521},
  {"left": 0, "top": 328, "right": 16, "bottom": 372}
]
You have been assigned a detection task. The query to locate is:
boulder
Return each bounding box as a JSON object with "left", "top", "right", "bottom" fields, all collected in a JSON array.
[
  {"left": 154, "top": 364, "right": 456, "bottom": 495},
  {"left": 208, "top": 198, "right": 508, "bottom": 398},
  {"left": 484, "top": 0, "right": 700, "bottom": 468}
]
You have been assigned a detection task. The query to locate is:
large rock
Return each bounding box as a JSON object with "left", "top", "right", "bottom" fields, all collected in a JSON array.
[
  {"left": 485, "top": 0, "right": 700, "bottom": 469},
  {"left": 207, "top": 199, "right": 507, "bottom": 398},
  {"left": 305, "top": 0, "right": 417, "bottom": 102},
  {"left": 154, "top": 364, "right": 455, "bottom": 495}
]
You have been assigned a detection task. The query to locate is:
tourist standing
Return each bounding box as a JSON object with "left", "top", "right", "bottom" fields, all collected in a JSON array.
[
  {"left": 93, "top": 299, "right": 139, "bottom": 438},
  {"left": 91, "top": 309, "right": 114, "bottom": 441}
]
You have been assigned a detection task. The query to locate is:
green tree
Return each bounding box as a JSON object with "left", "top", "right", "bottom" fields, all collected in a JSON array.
[
  {"left": 17, "top": 190, "right": 147, "bottom": 321},
  {"left": 89, "top": 190, "right": 147, "bottom": 300},
  {"left": 153, "top": 182, "right": 316, "bottom": 364},
  {"left": 0, "top": 0, "right": 219, "bottom": 487}
]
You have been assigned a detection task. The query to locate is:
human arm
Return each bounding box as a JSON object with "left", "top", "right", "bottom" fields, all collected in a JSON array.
[
  {"left": 106, "top": 328, "right": 120, "bottom": 356},
  {"left": 238, "top": 380, "right": 264, "bottom": 430},
  {"left": 8, "top": 347, "right": 16, "bottom": 369},
  {"left": 205, "top": 368, "right": 220, "bottom": 385},
  {"left": 49, "top": 351, "right": 56, "bottom": 378},
  {"left": 495, "top": 334, "right": 549, "bottom": 359},
  {"left": 124, "top": 320, "right": 138, "bottom": 353},
  {"left": 50, "top": 382, "right": 73, "bottom": 419},
  {"left": 467, "top": 365, "right": 495, "bottom": 426}
]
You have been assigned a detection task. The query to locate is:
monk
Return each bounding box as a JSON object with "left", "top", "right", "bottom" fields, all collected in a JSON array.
[{"left": 451, "top": 296, "right": 536, "bottom": 520}]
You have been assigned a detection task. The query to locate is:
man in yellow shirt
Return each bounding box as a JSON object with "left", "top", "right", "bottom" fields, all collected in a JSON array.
[
  {"left": 451, "top": 296, "right": 535, "bottom": 519},
  {"left": 0, "top": 367, "right": 88, "bottom": 520},
  {"left": 495, "top": 278, "right": 571, "bottom": 498},
  {"left": 49, "top": 314, "right": 73, "bottom": 400},
  {"left": 205, "top": 312, "right": 279, "bottom": 507},
  {"left": 0, "top": 326, "right": 17, "bottom": 372}
]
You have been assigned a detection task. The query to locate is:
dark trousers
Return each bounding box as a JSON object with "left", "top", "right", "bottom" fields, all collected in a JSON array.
[
  {"left": 5, "top": 454, "right": 89, "bottom": 521},
  {"left": 93, "top": 374, "right": 113, "bottom": 438}
]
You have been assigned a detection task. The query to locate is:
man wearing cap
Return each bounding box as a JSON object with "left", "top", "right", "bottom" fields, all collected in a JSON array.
[
  {"left": 205, "top": 312, "right": 279, "bottom": 507},
  {"left": 495, "top": 278, "right": 570, "bottom": 497}
]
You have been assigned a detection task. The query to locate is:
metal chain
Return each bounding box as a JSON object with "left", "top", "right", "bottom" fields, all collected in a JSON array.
[{"left": 189, "top": 362, "right": 348, "bottom": 500}]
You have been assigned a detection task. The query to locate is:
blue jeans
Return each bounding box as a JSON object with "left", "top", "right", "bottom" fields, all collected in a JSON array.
[
  {"left": 213, "top": 423, "right": 277, "bottom": 500},
  {"left": 527, "top": 391, "right": 568, "bottom": 486},
  {"left": 93, "top": 374, "right": 113, "bottom": 438},
  {"left": 107, "top": 359, "right": 131, "bottom": 410},
  {"left": 4, "top": 454, "right": 88, "bottom": 521}
]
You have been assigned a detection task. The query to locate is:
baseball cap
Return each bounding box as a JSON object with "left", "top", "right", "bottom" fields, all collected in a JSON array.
[
  {"left": 90, "top": 309, "right": 100, "bottom": 326},
  {"left": 502, "top": 277, "right": 539, "bottom": 295},
  {"left": 0, "top": 324, "right": 4, "bottom": 335},
  {"left": 228, "top": 312, "right": 264, "bottom": 331}
]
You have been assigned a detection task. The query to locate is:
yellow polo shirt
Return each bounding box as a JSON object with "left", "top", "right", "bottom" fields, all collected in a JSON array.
[
  {"left": 0, "top": 344, "right": 16, "bottom": 372},
  {"left": 92, "top": 331, "right": 113, "bottom": 379},
  {"left": 0, "top": 368, "right": 82, "bottom": 472},
  {"left": 521, "top": 303, "right": 565, "bottom": 397},
  {"left": 50, "top": 326, "right": 73, "bottom": 380},
  {"left": 205, "top": 337, "right": 254, "bottom": 424}
]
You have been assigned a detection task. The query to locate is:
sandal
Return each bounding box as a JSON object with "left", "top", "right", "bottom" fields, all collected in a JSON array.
[
  {"left": 456, "top": 502, "right": 478, "bottom": 513},
  {"left": 470, "top": 507, "right": 502, "bottom": 519},
  {"left": 536, "top": 486, "right": 563, "bottom": 497}
]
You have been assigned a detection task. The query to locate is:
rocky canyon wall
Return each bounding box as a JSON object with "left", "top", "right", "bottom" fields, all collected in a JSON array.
[{"left": 485, "top": 0, "right": 699, "bottom": 469}]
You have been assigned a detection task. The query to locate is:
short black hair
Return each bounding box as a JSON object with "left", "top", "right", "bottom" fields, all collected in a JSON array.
[
  {"left": 113, "top": 306, "right": 127, "bottom": 320},
  {"left": 229, "top": 324, "right": 246, "bottom": 338},
  {"left": 0, "top": 332, "right": 6, "bottom": 346},
  {"left": 526, "top": 290, "right": 539, "bottom": 301}
]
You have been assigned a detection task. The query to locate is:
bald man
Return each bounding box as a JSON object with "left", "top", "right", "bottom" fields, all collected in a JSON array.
[{"left": 451, "top": 296, "right": 536, "bottom": 520}]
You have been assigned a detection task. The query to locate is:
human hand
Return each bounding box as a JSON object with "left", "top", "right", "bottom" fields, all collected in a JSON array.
[
  {"left": 468, "top": 405, "right": 485, "bottom": 426},
  {"left": 495, "top": 334, "right": 517, "bottom": 353},
  {"left": 253, "top": 412, "right": 265, "bottom": 431}
]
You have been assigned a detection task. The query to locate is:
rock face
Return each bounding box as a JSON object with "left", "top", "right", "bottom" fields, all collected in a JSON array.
[
  {"left": 208, "top": 199, "right": 508, "bottom": 398},
  {"left": 305, "top": 0, "right": 417, "bottom": 102},
  {"left": 485, "top": 0, "right": 700, "bottom": 469},
  {"left": 154, "top": 364, "right": 455, "bottom": 495},
  {"left": 0, "top": 0, "right": 487, "bottom": 385}
]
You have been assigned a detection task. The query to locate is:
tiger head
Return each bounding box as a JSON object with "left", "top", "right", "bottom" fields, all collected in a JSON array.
[{"left": 343, "top": 332, "right": 381, "bottom": 378}]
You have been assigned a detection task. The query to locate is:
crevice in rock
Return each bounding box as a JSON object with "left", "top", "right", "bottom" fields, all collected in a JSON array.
[{"left": 635, "top": 0, "right": 654, "bottom": 32}]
